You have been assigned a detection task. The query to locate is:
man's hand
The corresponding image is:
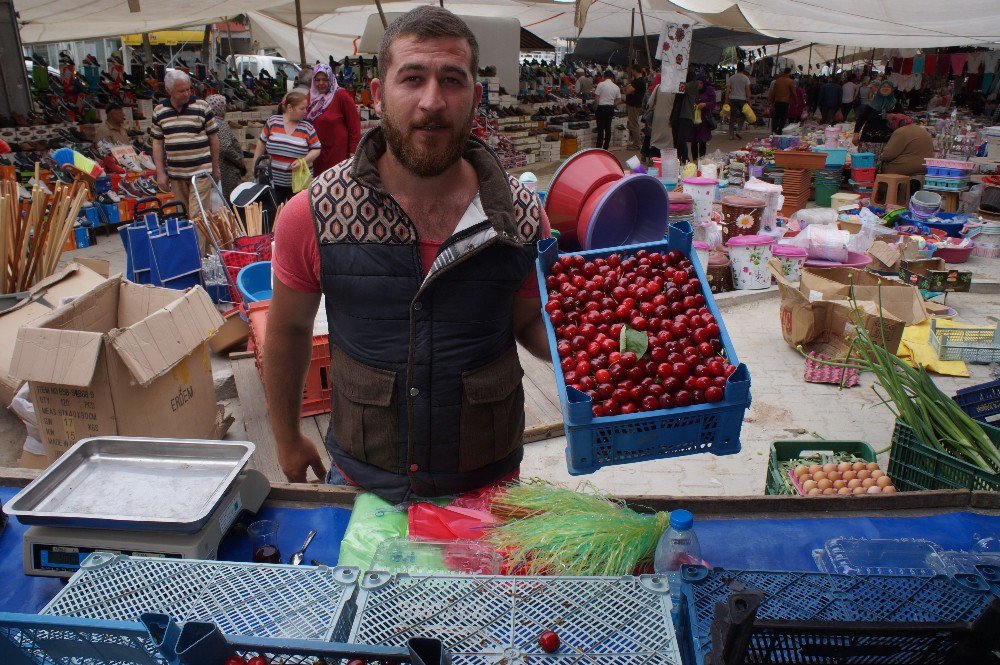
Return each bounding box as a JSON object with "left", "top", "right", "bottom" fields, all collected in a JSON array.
[
  {"left": 212, "top": 166, "right": 221, "bottom": 183},
  {"left": 156, "top": 171, "right": 169, "bottom": 192},
  {"left": 277, "top": 430, "right": 328, "bottom": 483}
]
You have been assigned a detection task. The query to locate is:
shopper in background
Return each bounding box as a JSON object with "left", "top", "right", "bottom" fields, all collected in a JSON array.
[
  {"left": 818, "top": 77, "right": 842, "bottom": 124},
  {"left": 206, "top": 94, "right": 246, "bottom": 201},
  {"left": 840, "top": 73, "right": 857, "bottom": 121},
  {"left": 691, "top": 73, "right": 716, "bottom": 160},
  {"left": 625, "top": 64, "right": 648, "bottom": 151},
  {"left": 95, "top": 103, "right": 130, "bottom": 145},
  {"left": 857, "top": 76, "right": 873, "bottom": 110},
  {"left": 674, "top": 71, "right": 700, "bottom": 163},
  {"left": 593, "top": 69, "right": 622, "bottom": 151},
  {"left": 768, "top": 68, "right": 794, "bottom": 134},
  {"left": 253, "top": 92, "right": 321, "bottom": 204},
  {"left": 574, "top": 68, "right": 594, "bottom": 96},
  {"left": 879, "top": 114, "right": 934, "bottom": 177},
  {"left": 306, "top": 63, "right": 361, "bottom": 175},
  {"left": 788, "top": 77, "right": 806, "bottom": 124},
  {"left": 726, "top": 62, "right": 751, "bottom": 140},
  {"left": 151, "top": 69, "right": 219, "bottom": 250},
  {"left": 853, "top": 80, "right": 899, "bottom": 167}
]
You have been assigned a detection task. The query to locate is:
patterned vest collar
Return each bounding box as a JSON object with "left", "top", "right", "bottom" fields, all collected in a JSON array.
[{"left": 349, "top": 126, "right": 519, "bottom": 237}]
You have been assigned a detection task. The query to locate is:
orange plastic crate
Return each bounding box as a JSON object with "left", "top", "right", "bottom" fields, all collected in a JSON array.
[{"left": 245, "top": 301, "right": 331, "bottom": 417}]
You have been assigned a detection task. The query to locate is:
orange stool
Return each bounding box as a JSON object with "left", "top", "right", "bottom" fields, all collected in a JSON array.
[{"left": 872, "top": 174, "right": 911, "bottom": 207}]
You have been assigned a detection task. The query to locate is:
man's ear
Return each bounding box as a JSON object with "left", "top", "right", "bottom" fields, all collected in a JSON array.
[{"left": 371, "top": 78, "right": 383, "bottom": 116}]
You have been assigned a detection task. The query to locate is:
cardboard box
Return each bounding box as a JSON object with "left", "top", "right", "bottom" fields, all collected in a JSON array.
[
  {"left": 898, "top": 258, "right": 973, "bottom": 293},
  {"left": 770, "top": 260, "right": 928, "bottom": 357},
  {"left": 11, "top": 277, "right": 225, "bottom": 460},
  {"left": 867, "top": 241, "right": 902, "bottom": 273},
  {"left": 0, "top": 264, "right": 108, "bottom": 407}
]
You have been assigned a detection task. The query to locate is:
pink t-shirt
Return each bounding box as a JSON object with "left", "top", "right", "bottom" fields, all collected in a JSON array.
[{"left": 272, "top": 189, "right": 550, "bottom": 296}]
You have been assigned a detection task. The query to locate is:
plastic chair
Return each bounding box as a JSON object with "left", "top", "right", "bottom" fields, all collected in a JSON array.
[
  {"left": 236, "top": 261, "right": 273, "bottom": 303},
  {"left": 872, "top": 173, "right": 911, "bottom": 207}
]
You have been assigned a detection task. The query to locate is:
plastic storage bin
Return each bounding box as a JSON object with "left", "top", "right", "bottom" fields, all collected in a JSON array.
[
  {"left": 813, "top": 146, "right": 847, "bottom": 166},
  {"left": 887, "top": 419, "right": 1000, "bottom": 492},
  {"left": 537, "top": 223, "right": 751, "bottom": 475},
  {"left": 851, "top": 152, "right": 875, "bottom": 168},
  {"left": 953, "top": 379, "right": 1000, "bottom": 424},
  {"left": 814, "top": 183, "right": 839, "bottom": 207}
]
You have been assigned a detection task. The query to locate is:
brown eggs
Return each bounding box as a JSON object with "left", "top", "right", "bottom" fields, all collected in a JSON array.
[
  {"left": 847, "top": 479, "right": 862, "bottom": 489},
  {"left": 809, "top": 464, "right": 823, "bottom": 475},
  {"left": 833, "top": 480, "right": 846, "bottom": 489},
  {"left": 803, "top": 480, "right": 818, "bottom": 492},
  {"left": 822, "top": 462, "right": 837, "bottom": 473},
  {"left": 882, "top": 485, "right": 897, "bottom": 493},
  {"left": 857, "top": 470, "right": 871, "bottom": 480},
  {"left": 876, "top": 475, "right": 892, "bottom": 488},
  {"left": 852, "top": 461, "right": 866, "bottom": 471},
  {"left": 837, "top": 487, "right": 852, "bottom": 495},
  {"left": 861, "top": 478, "right": 875, "bottom": 488},
  {"left": 852, "top": 486, "right": 867, "bottom": 494},
  {"left": 871, "top": 469, "right": 884, "bottom": 479},
  {"left": 813, "top": 471, "right": 828, "bottom": 481},
  {"left": 817, "top": 479, "right": 833, "bottom": 490},
  {"left": 837, "top": 462, "right": 852, "bottom": 473},
  {"left": 842, "top": 470, "right": 856, "bottom": 481},
  {"left": 822, "top": 488, "right": 836, "bottom": 495},
  {"left": 795, "top": 465, "right": 809, "bottom": 478},
  {"left": 867, "top": 462, "right": 879, "bottom": 471},
  {"left": 808, "top": 488, "right": 822, "bottom": 495},
  {"left": 867, "top": 485, "right": 882, "bottom": 494}
]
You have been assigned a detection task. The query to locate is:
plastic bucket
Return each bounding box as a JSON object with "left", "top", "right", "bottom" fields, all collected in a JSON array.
[
  {"left": 824, "top": 126, "right": 840, "bottom": 148},
  {"left": 544, "top": 149, "right": 624, "bottom": 247},
  {"left": 909, "top": 190, "right": 942, "bottom": 220},
  {"left": 237, "top": 261, "right": 274, "bottom": 303},
  {"left": 576, "top": 174, "right": 669, "bottom": 250},
  {"left": 815, "top": 183, "right": 839, "bottom": 207},
  {"left": 726, "top": 235, "right": 775, "bottom": 289},
  {"left": 681, "top": 176, "right": 719, "bottom": 223},
  {"left": 720, "top": 195, "right": 765, "bottom": 243},
  {"left": 692, "top": 241, "right": 710, "bottom": 271},
  {"left": 742, "top": 179, "right": 783, "bottom": 231},
  {"left": 772, "top": 243, "right": 808, "bottom": 282}
]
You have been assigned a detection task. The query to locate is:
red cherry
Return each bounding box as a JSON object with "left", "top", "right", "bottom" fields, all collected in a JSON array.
[
  {"left": 705, "top": 386, "right": 724, "bottom": 402},
  {"left": 698, "top": 342, "right": 715, "bottom": 358},
  {"left": 620, "top": 352, "right": 638, "bottom": 368},
  {"left": 594, "top": 369, "right": 611, "bottom": 384},
  {"left": 641, "top": 395, "right": 660, "bottom": 411},
  {"left": 620, "top": 402, "right": 638, "bottom": 414},
  {"left": 671, "top": 363, "right": 690, "bottom": 379},
  {"left": 675, "top": 390, "right": 693, "bottom": 407}
]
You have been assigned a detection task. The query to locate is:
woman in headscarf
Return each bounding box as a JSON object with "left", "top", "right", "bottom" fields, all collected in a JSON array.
[
  {"left": 879, "top": 114, "right": 935, "bottom": 177},
  {"left": 853, "top": 80, "right": 899, "bottom": 167},
  {"left": 691, "top": 73, "right": 717, "bottom": 160},
  {"left": 306, "top": 63, "right": 361, "bottom": 175},
  {"left": 206, "top": 94, "right": 246, "bottom": 201}
]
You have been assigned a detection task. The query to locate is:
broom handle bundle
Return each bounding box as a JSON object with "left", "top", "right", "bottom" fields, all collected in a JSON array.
[{"left": 0, "top": 175, "right": 87, "bottom": 294}]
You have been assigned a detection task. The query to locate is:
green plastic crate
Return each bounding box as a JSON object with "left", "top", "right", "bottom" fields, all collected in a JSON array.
[
  {"left": 766, "top": 440, "right": 876, "bottom": 496},
  {"left": 887, "top": 420, "right": 1000, "bottom": 492}
]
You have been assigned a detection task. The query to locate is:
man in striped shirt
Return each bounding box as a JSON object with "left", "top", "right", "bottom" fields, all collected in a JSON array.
[{"left": 151, "top": 70, "right": 220, "bottom": 250}]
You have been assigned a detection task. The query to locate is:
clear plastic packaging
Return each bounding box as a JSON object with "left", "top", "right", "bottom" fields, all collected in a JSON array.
[
  {"left": 812, "top": 537, "right": 946, "bottom": 576},
  {"left": 371, "top": 537, "right": 502, "bottom": 575}
]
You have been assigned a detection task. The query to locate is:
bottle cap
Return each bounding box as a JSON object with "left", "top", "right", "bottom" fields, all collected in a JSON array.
[{"left": 669, "top": 509, "right": 694, "bottom": 531}]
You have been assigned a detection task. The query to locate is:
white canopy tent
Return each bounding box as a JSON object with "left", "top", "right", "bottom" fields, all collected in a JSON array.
[{"left": 667, "top": 0, "right": 1000, "bottom": 49}]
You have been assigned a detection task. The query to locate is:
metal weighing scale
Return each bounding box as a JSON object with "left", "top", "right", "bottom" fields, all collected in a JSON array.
[{"left": 4, "top": 437, "right": 270, "bottom": 578}]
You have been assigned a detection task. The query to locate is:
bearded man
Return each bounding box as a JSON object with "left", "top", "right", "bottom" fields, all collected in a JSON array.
[{"left": 264, "top": 6, "right": 552, "bottom": 501}]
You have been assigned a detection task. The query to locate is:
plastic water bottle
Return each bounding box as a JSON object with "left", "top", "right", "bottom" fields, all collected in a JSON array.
[{"left": 654, "top": 509, "right": 702, "bottom": 615}]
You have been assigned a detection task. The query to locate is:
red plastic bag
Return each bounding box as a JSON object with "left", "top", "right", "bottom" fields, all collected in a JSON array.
[{"left": 408, "top": 502, "right": 497, "bottom": 541}]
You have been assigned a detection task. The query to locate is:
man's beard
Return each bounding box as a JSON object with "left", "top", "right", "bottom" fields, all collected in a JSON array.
[{"left": 381, "top": 96, "right": 474, "bottom": 178}]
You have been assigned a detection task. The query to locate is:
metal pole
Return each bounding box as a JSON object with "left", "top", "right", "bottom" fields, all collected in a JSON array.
[
  {"left": 774, "top": 43, "right": 781, "bottom": 77},
  {"left": 807, "top": 43, "right": 813, "bottom": 73},
  {"left": 636, "top": 0, "right": 654, "bottom": 71},
  {"left": 225, "top": 19, "right": 235, "bottom": 71},
  {"left": 628, "top": 9, "right": 635, "bottom": 67},
  {"left": 142, "top": 32, "right": 154, "bottom": 67},
  {"left": 374, "top": 0, "right": 388, "bottom": 29},
  {"left": 294, "top": 0, "right": 306, "bottom": 67},
  {"left": 833, "top": 45, "right": 839, "bottom": 74}
]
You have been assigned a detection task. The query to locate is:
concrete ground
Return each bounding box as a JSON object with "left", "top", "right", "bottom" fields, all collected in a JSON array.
[{"left": 5, "top": 141, "right": 996, "bottom": 497}]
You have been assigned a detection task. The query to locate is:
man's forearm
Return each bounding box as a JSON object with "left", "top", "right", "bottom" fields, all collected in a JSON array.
[
  {"left": 516, "top": 316, "right": 552, "bottom": 361},
  {"left": 263, "top": 327, "right": 313, "bottom": 443},
  {"left": 152, "top": 140, "right": 165, "bottom": 175}
]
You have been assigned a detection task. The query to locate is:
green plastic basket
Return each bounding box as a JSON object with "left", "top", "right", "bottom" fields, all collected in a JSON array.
[
  {"left": 814, "top": 183, "right": 840, "bottom": 207},
  {"left": 766, "top": 440, "right": 876, "bottom": 496},
  {"left": 887, "top": 420, "right": 1000, "bottom": 492}
]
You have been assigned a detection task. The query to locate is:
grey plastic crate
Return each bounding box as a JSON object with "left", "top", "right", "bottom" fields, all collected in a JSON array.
[
  {"left": 349, "top": 571, "right": 682, "bottom": 664},
  {"left": 41, "top": 553, "right": 359, "bottom": 642}
]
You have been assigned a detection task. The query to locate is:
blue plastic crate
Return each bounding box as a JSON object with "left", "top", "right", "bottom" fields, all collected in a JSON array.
[
  {"left": 953, "top": 378, "right": 1000, "bottom": 424},
  {"left": 679, "top": 565, "right": 996, "bottom": 665},
  {"left": 0, "top": 612, "right": 415, "bottom": 664},
  {"left": 977, "top": 564, "right": 1000, "bottom": 598},
  {"left": 536, "top": 222, "right": 750, "bottom": 475},
  {"left": 852, "top": 152, "right": 875, "bottom": 168}
]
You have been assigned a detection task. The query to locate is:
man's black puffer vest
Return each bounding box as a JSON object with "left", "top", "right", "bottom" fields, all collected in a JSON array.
[{"left": 310, "top": 127, "right": 543, "bottom": 502}]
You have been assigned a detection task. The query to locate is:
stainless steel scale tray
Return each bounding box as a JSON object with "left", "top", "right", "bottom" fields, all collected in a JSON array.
[{"left": 3, "top": 436, "right": 255, "bottom": 532}]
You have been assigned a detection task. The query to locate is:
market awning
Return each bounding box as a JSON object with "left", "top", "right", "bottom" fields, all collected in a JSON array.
[
  {"left": 521, "top": 27, "right": 554, "bottom": 52},
  {"left": 566, "top": 27, "right": 785, "bottom": 66}
]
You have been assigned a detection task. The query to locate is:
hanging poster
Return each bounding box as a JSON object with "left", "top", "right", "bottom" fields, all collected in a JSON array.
[{"left": 659, "top": 21, "right": 693, "bottom": 94}]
